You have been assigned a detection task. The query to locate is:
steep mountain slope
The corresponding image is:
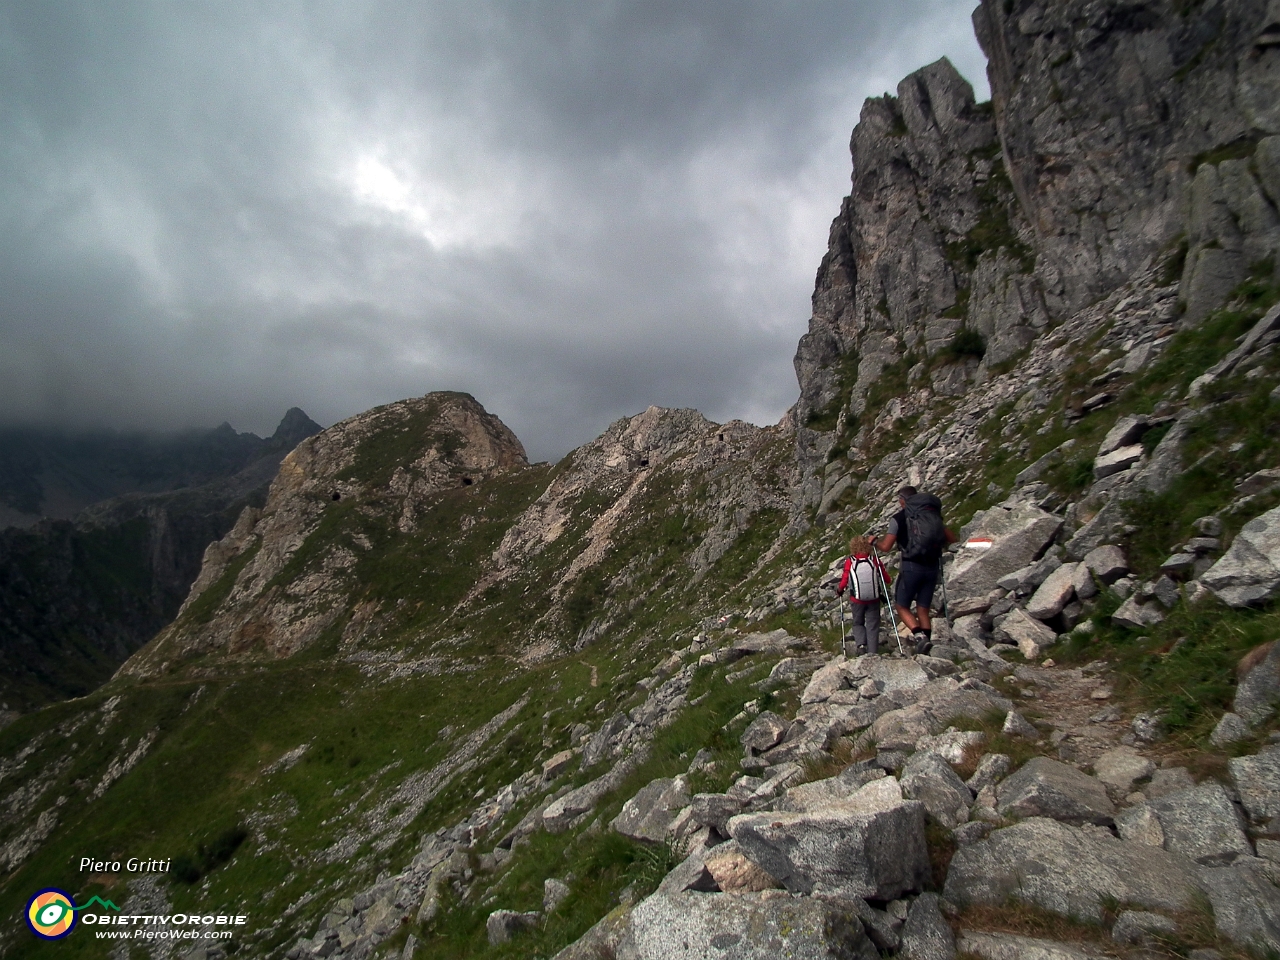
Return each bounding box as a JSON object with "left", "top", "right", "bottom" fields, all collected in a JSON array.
[
  {"left": 3, "top": 2, "right": 1280, "bottom": 958},
  {"left": 0, "top": 410, "right": 321, "bottom": 713}
]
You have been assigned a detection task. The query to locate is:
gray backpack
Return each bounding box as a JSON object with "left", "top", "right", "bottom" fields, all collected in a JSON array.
[{"left": 848, "top": 556, "right": 880, "bottom": 602}]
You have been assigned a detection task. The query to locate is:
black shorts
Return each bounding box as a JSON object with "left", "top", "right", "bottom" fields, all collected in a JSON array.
[{"left": 895, "top": 559, "right": 938, "bottom": 610}]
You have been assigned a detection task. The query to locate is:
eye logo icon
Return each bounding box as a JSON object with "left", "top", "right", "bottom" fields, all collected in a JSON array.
[{"left": 26, "top": 888, "right": 77, "bottom": 940}]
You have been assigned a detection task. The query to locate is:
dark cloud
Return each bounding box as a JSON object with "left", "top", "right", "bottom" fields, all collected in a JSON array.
[{"left": 0, "top": 0, "right": 988, "bottom": 461}]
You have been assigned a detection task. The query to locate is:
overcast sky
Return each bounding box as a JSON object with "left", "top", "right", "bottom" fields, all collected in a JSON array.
[{"left": 0, "top": 1, "right": 988, "bottom": 462}]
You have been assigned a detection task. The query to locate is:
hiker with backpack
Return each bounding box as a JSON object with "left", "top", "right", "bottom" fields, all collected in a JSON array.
[
  {"left": 875, "top": 485, "right": 957, "bottom": 655},
  {"left": 838, "top": 535, "right": 891, "bottom": 655}
]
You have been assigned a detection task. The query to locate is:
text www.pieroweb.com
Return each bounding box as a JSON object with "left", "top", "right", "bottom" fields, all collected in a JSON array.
[{"left": 85, "top": 914, "right": 245, "bottom": 940}]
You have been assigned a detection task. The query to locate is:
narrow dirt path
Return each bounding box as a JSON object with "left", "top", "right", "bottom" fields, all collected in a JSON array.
[{"left": 1009, "top": 660, "right": 1130, "bottom": 769}]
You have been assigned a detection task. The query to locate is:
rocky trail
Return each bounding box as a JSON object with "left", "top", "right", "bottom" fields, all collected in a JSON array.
[{"left": 1009, "top": 661, "right": 1127, "bottom": 767}]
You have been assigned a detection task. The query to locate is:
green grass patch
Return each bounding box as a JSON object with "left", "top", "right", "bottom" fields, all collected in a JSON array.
[
  {"left": 182, "top": 539, "right": 261, "bottom": 626},
  {"left": 1190, "top": 138, "right": 1258, "bottom": 174},
  {"left": 1059, "top": 594, "right": 1280, "bottom": 741}
]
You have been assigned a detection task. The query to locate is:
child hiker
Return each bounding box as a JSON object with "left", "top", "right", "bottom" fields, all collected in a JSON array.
[{"left": 838, "top": 535, "right": 891, "bottom": 655}]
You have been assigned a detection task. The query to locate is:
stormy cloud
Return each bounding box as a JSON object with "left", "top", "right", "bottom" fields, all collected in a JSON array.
[{"left": 0, "top": 1, "right": 988, "bottom": 460}]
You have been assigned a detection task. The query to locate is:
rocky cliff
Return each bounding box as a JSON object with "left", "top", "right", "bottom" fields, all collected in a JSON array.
[
  {"left": 794, "top": 0, "right": 1280, "bottom": 518},
  {"left": 0, "top": 408, "right": 321, "bottom": 713},
  {"left": 3, "top": 2, "right": 1280, "bottom": 959}
]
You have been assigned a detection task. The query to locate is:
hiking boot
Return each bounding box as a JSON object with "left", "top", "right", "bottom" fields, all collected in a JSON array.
[{"left": 912, "top": 631, "right": 931, "bottom": 655}]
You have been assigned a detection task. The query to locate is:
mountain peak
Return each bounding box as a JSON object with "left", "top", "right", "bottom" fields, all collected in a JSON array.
[{"left": 270, "top": 407, "right": 323, "bottom": 448}]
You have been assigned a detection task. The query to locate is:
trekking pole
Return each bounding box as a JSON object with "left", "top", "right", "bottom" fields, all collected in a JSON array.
[
  {"left": 938, "top": 555, "right": 951, "bottom": 628},
  {"left": 871, "top": 544, "right": 904, "bottom": 656},
  {"left": 839, "top": 594, "right": 848, "bottom": 659}
]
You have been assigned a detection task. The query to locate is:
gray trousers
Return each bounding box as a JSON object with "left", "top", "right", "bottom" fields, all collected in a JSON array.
[{"left": 848, "top": 600, "right": 882, "bottom": 654}]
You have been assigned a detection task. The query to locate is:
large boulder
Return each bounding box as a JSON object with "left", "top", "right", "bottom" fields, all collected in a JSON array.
[
  {"left": 967, "top": 753, "right": 1013, "bottom": 793},
  {"left": 778, "top": 772, "right": 872, "bottom": 813},
  {"left": 949, "top": 503, "right": 1064, "bottom": 601},
  {"left": 486, "top": 909, "right": 540, "bottom": 945},
  {"left": 1235, "top": 641, "right": 1280, "bottom": 726},
  {"left": 727, "top": 629, "right": 809, "bottom": 662},
  {"left": 688, "top": 793, "right": 744, "bottom": 834},
  {"left": 1091, "top": 746, "right": 1154, "bottom": 799},
  {"left": 742, "top": 711, "right": 791, "bottom": 752},
  {"left": 914, "top": 729, "right": 986, "bottom": 766},
  {"left": 1093, "top": 444, "right": 1144, "bottom": 481},
  {"left": 996, "top": 757, "right": 1115, "bottom": 826},
  {"left": 1146, "top": 767, "right": 1195, "bottom": 800},
  {"left": 1025, "top": 563, "right": 1079, "bottom": 620},
  {"left": 958, "top": 931, "right": 1105, "bottom": 960},
  {"left": 802, "top": 661, "right": 853, "bottom": 704},
  {"left": 863, "top": 678, "right": 1012, "bottom": 752},
  {"left": 848, "top": 656, "right": 930, "bottom": 693},
  {"left": 944, "top": 818, "right": 1203, "bottom": 921},
  {"left": 615, "top": 891, "right": 877, "bottom": 960},
  {"left": 1071, "top": 562, "right": 1098, "bottom": 600},
  {"left": 1015, "top": 442, "right": 1074, "bottom": 488},
  {"left": 611, "top": 776, "right": 690, "bottom": 844},
  {"left": 999, "top": 556, "right": 1062, "bottom": 595},
  {"left": 1082, "top": 545, "right": 1128, "bottom": 584},
  {"left": 1110, "top": 596, "right": 1164, "bottom": 630},
  {"left": 702, "top": 840, "right": 781, "bottom": 893},
  {"left": 543, "top": 762, "right": 634, "bottom": 833},
  {"left": 656, "top": 833, "right": 720, "bottom": 896},
  {"left": 900, "top": 751, "right": 973, "bottom": 829},
  {"left": 728, "top": 777, "right": 929, "bottom": 900},
  {"left": 899, "top": 893, "right": 956, "bottom": 960},
  {"left": 1117, "top": 784, "right": 1252, "bottom": 864},
  {"left": 993, "top": 607, "right": 1058, "bottom": 659},
  {"left": 1229, "top": 747, "right": 1280, "bottom": 823},
  {"left": 1110, "top": 910, "right": 1178, "bottom": 945},
  {"left": 1197, "top": 859, "right": 1280, "bottom": 954},
  {"left": 1201, "top": 506, "right": 1280, "bottom": 606},
  {"left": 582, "top": 715, "right": 627, "bottom": 768},
  {"left": 1098, "top": 416, "right": 1151, "bottom": 459},
  {"left": 1211, "top": 712, "right": 1253, "bottom": 747},
  {"left": 551, "top": 905, "right": 633, "bottom": 960}
]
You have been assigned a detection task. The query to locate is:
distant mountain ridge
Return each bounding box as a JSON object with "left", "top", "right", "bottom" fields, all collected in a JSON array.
[{"left": 0, "top": 407, "right": 321, "bottom": 530}]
